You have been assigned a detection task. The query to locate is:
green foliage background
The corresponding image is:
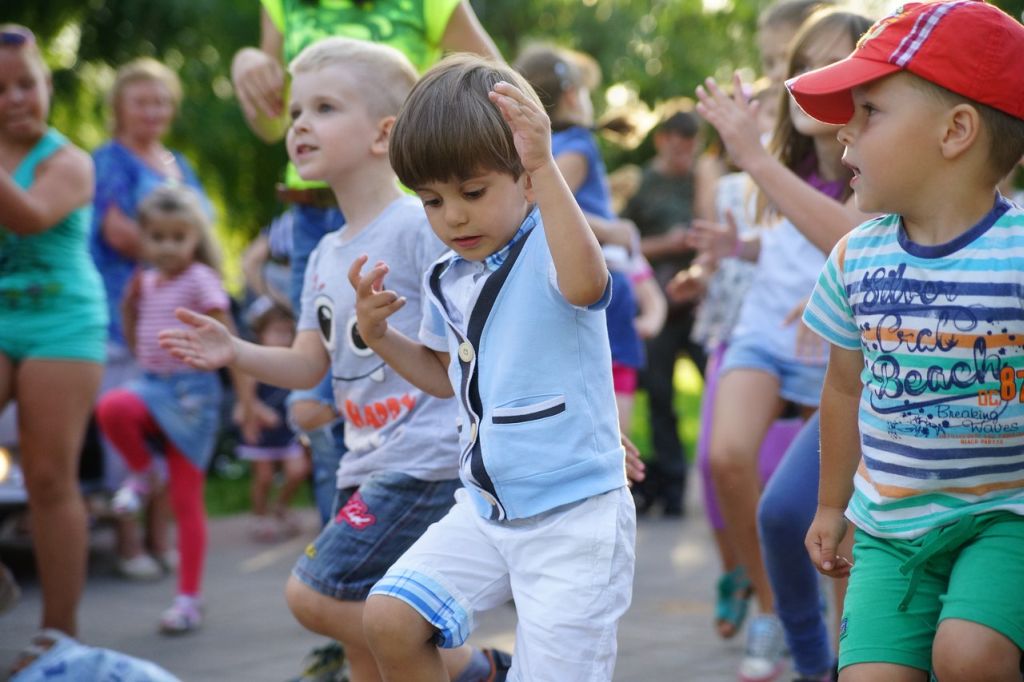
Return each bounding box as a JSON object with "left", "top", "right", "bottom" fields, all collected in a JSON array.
[{"left": 7, "top": 0, "right": 1024, "bottom": 261}]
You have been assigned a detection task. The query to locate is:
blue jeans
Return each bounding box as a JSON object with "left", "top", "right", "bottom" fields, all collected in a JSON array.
[
  {"left": 757, "top": 411, "right": 834, "bottom": 677},
  {"left": 290, "top": 203, "right": 347, "bottom": 526},
  {"left": 292, "top": 471, "right": 461, "bottom": 601}
]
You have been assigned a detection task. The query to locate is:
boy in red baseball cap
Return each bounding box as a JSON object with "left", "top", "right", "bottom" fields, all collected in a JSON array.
[{"left": 791, "top": 2, "right": 1024, "bottom": 680}]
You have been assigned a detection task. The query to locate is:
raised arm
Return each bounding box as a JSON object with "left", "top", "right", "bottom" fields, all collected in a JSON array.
[
  {"left": 0, "top": 145, "right": 93, "bottom": 235},
  {"left": 348, "top": 256, "right": 453, "bottom": 398},
  {"left": 230, "top": 7, "right": 288, "bottom": 143},
  {"left": 489, "top": 81, "right": 607, "bottom": 306},
  {"left": 805, "top": 344, "right": 863, "bottom": 578},
  {"left": 159, "top": 308, "right": 329, "bottom": 390},
  {"left": 440, "top": 1, "right": 502, "bottom": 61},
  {"left": 696, "top": 73, "right": 866, "bottom": 253}
]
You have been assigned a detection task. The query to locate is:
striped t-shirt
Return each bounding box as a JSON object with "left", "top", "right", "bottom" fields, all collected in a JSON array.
[
  {"left": 803, "top": 196, "right": 1024, "bottom": 538},
  {"left": 135, "top": 262, "right": 229, "bottom": 373}
]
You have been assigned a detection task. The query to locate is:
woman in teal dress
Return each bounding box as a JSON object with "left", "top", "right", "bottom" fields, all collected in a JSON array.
[{"left": 0, "top": 24, "right": 106, "bottom": 652}]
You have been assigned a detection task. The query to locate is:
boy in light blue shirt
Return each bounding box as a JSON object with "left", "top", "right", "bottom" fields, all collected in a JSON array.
[{"left": 350, "top": 54, "right": 635, "bottom": 682}]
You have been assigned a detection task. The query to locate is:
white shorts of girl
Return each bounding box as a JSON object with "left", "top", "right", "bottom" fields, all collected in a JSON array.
[{"left": 369, "top": 485, "right": 636, "bottom": 682}]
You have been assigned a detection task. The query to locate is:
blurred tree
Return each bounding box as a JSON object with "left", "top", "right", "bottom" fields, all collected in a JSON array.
[{"left": 7, "top": 0, "right": 1023, "bottom": 254}]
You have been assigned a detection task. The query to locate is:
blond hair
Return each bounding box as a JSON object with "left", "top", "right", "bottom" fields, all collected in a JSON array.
[
  {"left": 110, "top": 58, "right": 182, "bottom": 132},
  {"left": 289, "top": 37, "right": 418, "bottom": 120},
  {"left": 390, "top": 54, "right": 540, "bottom": 188},
  {"left": 137, "top": 184, "right": 221, "bottom": 272}
]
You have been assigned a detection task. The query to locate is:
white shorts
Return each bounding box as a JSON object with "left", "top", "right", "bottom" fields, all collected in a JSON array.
[{"left": 370, "top": 486, "right": 636, "bottom": 682}]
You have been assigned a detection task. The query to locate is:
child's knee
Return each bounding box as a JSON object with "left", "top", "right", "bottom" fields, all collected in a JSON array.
[
  {"left": 932, "top": 620, "right": 1020, "bottom": 682},
  {"left": 363, "top": 594, "right": 434, "bottom": 656},
  {"left": 95, "top": 388, "right": 145, "bottom": 429},
  {"left": 284, "top": 575, "right": 323, "bottom": 626},
  {"left": 709, "top": 444, "right": 748, "bottom": 483}
]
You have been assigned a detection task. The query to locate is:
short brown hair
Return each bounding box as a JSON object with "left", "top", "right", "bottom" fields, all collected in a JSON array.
[
  {"left": 289, "top": 37, "right": 417, "bottom": 120},
  {"left": 907, "top": 75, "right": 1024, "bottom": 184},
  {"left": 389, "top": 54, "right": 541, "bottom": 188}
]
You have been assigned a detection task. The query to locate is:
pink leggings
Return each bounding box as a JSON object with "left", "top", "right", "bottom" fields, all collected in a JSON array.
[
  {"left": 697, "top": 344, "right": 801, "bottom": 531},
  {"left": 96, "top": 389, "right": 207, "bottom": 596}
]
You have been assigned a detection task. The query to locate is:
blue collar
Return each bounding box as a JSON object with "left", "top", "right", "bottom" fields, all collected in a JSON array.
[{"left": 451, "top": 206, "right": 538, "bottom": 272}]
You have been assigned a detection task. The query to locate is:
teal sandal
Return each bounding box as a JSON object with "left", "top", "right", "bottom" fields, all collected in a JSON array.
[{"left": 715, "top": 566, "right": 753, "bottom": 639}]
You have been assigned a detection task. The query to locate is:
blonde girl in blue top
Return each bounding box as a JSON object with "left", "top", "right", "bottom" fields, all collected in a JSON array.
[{"left": 0, "top": 23, "right": 107, "bottom": 659}]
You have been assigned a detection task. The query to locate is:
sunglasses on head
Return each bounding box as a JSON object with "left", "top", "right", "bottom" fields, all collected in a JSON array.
[{"left": 0, "top": 28, "right": 35, "bottom": 47}]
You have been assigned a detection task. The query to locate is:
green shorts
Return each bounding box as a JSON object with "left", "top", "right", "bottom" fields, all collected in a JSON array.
[
  {"left": 0, "top": 308, "right": 106, "bottom": 364},
  {"left": 839, "top": 512, "right": 1024, "bottom": 672}
]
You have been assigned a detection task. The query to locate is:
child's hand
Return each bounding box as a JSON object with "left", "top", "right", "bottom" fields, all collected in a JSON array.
[
  {"left": 621, "top": 433, "right": 646, "bottom": 487},
  {"left": 805, "top": 505, "right": 853, "bottom": 578},
  {"left": 687, "top": 211, "right": 739, "bottom": 263},
  {"left": 666, "top": 264, "right": 708, "bottom": 304},
  {"left": 695, "top": 73, "right": 764, "bottom": 170},
  {"left": 348, "top": 255, "right": 406, "bottom": 344},
  {"left": 158, "top": 308, "right": 237, "bottom": 370},
  {"left": 234, "top": 399, "right": 280, "bottom": 445},
  {"left": 488, "top": 81, "right": 552, "bottom": 175}
]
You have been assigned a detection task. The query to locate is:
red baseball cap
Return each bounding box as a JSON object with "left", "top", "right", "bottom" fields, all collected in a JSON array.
[{"left": 786, "top": 1, "right": 1024, "bottom": 124}]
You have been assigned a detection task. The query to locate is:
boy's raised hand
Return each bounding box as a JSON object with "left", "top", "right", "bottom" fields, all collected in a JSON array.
[
  {"left": 488, "top": 80, "right": 551, "bottom": 175},
  {"left": 805, "top": 504, "right": 853, "bottom": 578},
  {"left": 158, "top": 308, "right": 238, "bottom": 370},
  {"left": 348, "top": 255, "right": 406, "bottom": 344}
]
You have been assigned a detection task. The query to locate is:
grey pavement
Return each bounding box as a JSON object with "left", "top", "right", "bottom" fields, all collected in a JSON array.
[{"left": 0, "top": 488, "right": 809, "bottom": 681}]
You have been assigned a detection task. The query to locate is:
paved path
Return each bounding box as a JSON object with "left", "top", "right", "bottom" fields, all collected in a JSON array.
[{"left": 0, "top": 491, "right": 809, "bottom": 681}]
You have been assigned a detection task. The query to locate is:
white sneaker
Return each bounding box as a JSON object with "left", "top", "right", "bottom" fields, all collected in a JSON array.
[
  {"left": 738, "top": 614, "right": 786, "bottom": 682},
  {"left": 159, "top": 594, "right": 203, "bottom": 635},
  {"left": 111, "top": 475, "right": 150, "bottom": 516},
  {"left": 117, "top": 554, "right": 163, "bottom": 581}
]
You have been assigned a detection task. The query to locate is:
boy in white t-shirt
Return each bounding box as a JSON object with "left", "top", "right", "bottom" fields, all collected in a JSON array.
[{"left": 161, "top": 38, "right": 509, "bottom": 682}]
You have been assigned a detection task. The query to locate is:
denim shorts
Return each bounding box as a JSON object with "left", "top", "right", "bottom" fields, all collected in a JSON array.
[
  {"left": 719, "top": 334, "right": 826, "bottom": 407},
  {"left": 292, "top": 470, "right": 461, "bottom": 601}
]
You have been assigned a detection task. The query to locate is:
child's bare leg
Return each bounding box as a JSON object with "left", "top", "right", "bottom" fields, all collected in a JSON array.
[
  {"left": 708, "top": 368, "right": 784, "bottom": 613},
  {"left": 116, "top": 516, "right": 145, "bottom": 559},
  {"left": 839, "top": 663, "right": 926, "bottom": 682},
  {"left": 364, "top": 593, "right": 447, "bottom": 682},
  {"left": 250, "top": 459, "right": 273, "bottom": 517},
  {"left": 286, "top": 577, "right": 382, "bottom": 681},
  {"left": 288, "top": 579, "right": 462, "bottom": 682},
  {"left": 933, "top": 618, "right": 1021, "bottom": 682},
  {"left": 146, "top": 486, "right": 172, "bottom": 557},
  {"left": 276, "top": 453, "right": 311, "bottom": 509}
]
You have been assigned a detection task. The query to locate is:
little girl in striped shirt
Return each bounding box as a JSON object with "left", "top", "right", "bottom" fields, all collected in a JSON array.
[{"left": 96, "top": 184, "right": 247, "bottom": 634}]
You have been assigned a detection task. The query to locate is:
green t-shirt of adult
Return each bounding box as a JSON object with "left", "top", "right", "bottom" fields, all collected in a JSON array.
[
  {"left": 262, "top": 0, "right": 461, "bottom": 189},
  {"left": 622, "top": 163, "right": 696, "bottom": 277}
]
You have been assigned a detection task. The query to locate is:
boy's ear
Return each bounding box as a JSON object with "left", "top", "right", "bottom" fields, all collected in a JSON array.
[
  {"left": 939, "top": 103, "right": 982, "bottom": 162},
  {"left": 371, "top": 116, "right": 396, "bottom": 155},
  {"left": 522, "top": 172, "right": 535, "bottom": 203}
]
